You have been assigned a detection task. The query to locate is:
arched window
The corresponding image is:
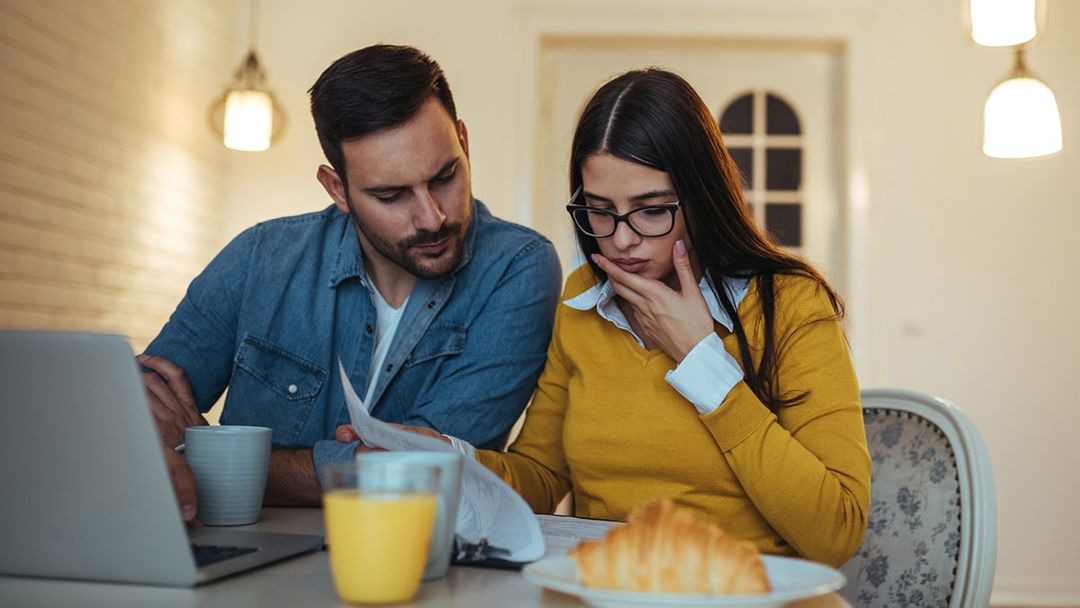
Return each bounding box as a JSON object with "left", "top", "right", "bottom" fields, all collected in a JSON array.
[{"left": 718, "top": 92, "right": 803, "bottom": 248}]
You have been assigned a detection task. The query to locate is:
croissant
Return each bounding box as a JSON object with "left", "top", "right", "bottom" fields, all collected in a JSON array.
[{"left": 568, "top": 499, "right": 771, "bottom": 594}]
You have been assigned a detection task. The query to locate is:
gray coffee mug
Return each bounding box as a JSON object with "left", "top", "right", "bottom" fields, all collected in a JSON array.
[{"left": 185, "top": 425, "right": 272, "bottom": 526}]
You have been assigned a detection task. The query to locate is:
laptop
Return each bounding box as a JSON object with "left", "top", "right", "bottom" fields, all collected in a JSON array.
[{"left": 0, "top": 331, "right": 324, "bottom": 586}]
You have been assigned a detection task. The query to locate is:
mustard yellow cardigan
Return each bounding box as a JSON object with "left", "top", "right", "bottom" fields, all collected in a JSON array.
[{"left": 477, "top": 267, "right": 870, "bottom": 567}]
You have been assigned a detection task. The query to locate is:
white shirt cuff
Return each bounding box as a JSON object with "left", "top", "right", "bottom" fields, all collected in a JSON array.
[
  {"left": 664, "top": 333, "right": 744, "bottom": 414},
  {"left": 444, "top": 434, "right": 478, "bottom": 461}
]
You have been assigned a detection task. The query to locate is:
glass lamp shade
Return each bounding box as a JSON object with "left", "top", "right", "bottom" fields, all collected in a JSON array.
[
  {"left": 970, "top": 0, "right": 1038, "bottom": 47},
  {"left": 983, "top": 76, "right": 1063, "bottom": 158},
  {"left": 223, "top": 89, "right": 274, "bottom": 152}
]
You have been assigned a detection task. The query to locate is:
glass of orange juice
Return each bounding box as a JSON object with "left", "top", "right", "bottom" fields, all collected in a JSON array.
[{"left": 322, "top": 458, "right": 440, "bottom": 604}]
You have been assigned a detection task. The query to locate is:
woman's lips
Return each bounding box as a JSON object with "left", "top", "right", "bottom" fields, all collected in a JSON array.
[{"left": 613, "top": 258, "right": 648, "bottom": 273}]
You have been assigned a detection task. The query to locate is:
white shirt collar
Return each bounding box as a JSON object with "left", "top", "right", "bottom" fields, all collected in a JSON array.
[{"left": 563, "top": 271, "right": 750, "bottom": 345}]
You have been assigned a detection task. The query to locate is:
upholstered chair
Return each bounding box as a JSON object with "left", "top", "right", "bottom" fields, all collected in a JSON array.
[{"left": 840, "top": 389, "right": 997, "bottom": 608}]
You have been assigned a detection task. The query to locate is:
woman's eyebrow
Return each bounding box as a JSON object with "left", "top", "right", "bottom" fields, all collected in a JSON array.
[
  {"left": 582, "top": 189, "right": 677, "bottom": 203},
  {"left": 629, "top": 189, "right": 677, "bottom": 202}
]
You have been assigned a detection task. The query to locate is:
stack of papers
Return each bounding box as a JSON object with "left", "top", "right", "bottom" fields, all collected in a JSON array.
[{"left": 535, "top": 514, "right": 618, "bottom": 559}]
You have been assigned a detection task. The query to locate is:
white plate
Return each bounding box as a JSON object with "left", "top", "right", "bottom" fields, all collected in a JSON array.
[{"left": 521, "top": 555, "right": 845, "bottom": 608}]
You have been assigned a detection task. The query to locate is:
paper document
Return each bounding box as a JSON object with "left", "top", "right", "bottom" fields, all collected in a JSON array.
[
  {"left": 536, "top": 514, "right": 619, "bottom": 558},
  {"left": 339, "top": 363, "right": 544, "bottom": 562}
]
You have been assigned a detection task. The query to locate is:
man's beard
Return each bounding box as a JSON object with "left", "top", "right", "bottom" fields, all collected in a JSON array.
[{"left": 349, "top": 206, "right": 468, "bottom": 279}]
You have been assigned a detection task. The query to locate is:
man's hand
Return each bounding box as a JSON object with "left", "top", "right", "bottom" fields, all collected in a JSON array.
[
  {"left": 591, "top": 239, "right": 714, "bottom": 363},
  {"left": 334, "top": 423, "right": 451, "bottom": 451},
  {"left": 332, "top": 424, "right": 384, "bottom": 455},
  {"left": 162, "top": 447, "right": 199, "bottom": 527},
  {"left": 138, "top": 354, "right": 207, "bottom": 447}
]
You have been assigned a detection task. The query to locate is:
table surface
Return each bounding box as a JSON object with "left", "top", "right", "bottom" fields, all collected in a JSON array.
[{"left": 0, "top": 508, "right": 853, "bottom": 607}]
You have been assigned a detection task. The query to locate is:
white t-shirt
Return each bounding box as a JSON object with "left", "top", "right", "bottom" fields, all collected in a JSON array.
[
  {"left": 363, "top": 284, "right": 409, "bottom": 410},
  {"left": 362, "top": 279, "right": 468, "bottom": 452}
]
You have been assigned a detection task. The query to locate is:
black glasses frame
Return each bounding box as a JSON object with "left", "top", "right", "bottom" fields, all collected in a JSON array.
[{"left": 565, "top": 187, "right": 681, "bottom": 238}]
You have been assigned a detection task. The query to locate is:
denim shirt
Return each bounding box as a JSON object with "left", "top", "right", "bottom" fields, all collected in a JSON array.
[{"left": 145, "top": 200, "right": 561, "bottom": 478}]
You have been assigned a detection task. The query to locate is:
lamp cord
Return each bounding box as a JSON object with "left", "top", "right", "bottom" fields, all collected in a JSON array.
[{"left": 248, "top": 0, "right": 259, "bottom": 51}]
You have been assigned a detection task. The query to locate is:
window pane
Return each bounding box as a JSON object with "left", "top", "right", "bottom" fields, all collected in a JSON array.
[
  {"left": 766, "top": 94, "right": 801, "bottom": 135},
  {"left": 719, "top": 93, "right": 753, "bottom": 134},
  {"left": 728, "top": 147, "right": 753, "bottom": 188},
  {"left": 765, "top": 203, "right": 802, "bottom": 247},
  {"left": 766, "top": 148, "right": 801, "bottom": 190}
]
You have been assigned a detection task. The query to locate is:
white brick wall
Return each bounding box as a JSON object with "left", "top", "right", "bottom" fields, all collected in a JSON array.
[{"left": 0, "top": 0, "right": 235, "bottom": 350}]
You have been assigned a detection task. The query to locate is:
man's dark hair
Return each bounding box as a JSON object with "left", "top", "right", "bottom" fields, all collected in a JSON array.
[{"left": 309, "top": 44, "right": 457, "bottom": 184}]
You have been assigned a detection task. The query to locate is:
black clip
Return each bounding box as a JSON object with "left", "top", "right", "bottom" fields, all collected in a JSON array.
[{"left": 452, "top": 537, "right": 490, "bottom": 562}]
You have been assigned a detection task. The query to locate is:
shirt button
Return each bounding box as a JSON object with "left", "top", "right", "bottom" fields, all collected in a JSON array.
[
  {"left": 366, "top": 324, "right": 373, "bottom": 334},
  {"left": 427, "top": 301, "right": 436, "bottom": 309},
  {"left": 287, "top": 384, "right": 298, "bottom": 395}
]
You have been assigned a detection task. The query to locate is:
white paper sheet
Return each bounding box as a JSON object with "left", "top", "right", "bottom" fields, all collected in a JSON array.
[{"left": 339, "top": 362, "right": 545, "bottom": 562}]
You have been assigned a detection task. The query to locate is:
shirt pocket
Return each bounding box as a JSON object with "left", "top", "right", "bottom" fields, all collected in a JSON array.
[
  {"left": 386, "top": 324, "right": 467, "bottom": 418},
  {"left": 404, "top": 323, "right": 467, "bottom": 368},
  {"left": 225, "top": 335, "right": 327, "bottom": 445},
  {"left": 235, "top": 335, "right": 327, "bottom": 400}
]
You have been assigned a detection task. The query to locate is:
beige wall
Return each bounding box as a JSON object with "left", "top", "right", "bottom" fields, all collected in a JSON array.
[
  {"left": 0, "top": 0, "right": 1077, "bottom": 604},
  {"left": 0, "top": 0, "right": 234, "bottom": 349},
  {"left": 870, "top": 3, "right": 1079, "bottom": 604}
]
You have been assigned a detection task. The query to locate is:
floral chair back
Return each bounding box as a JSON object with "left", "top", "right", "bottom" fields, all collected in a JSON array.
[{"left": 840, "top": 389, "right": 997, "bottom": 608}]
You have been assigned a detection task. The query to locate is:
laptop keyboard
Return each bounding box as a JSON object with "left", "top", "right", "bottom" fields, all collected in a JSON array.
[{"left": 191, "top": 544, "right": 259, "bottom": 567}]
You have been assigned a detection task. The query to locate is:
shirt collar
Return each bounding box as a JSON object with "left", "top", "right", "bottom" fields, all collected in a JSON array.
[
  {"left": 563, "top": 271, "right": 750, "bottom": 333},
  {"left": 329, "top": 199, "right": 479, "bottom": 288},
  {"left": 329, "top": 219, "right": 365, "bottom": 287}
]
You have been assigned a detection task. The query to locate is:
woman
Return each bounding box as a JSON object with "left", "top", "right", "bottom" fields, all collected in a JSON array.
[{"left": 344, "top": 68, "right": 870, "bottom": 567}]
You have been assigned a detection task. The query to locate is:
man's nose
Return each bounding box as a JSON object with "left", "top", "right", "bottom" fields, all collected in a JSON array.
[{"left": 414, "top": 188, "right": 446, "bottom": 232}]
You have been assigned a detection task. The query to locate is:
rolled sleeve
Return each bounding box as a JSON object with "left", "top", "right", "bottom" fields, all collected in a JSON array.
[
  {"left": 312, "top": 439, "right": 358, "bottom": 486},
  {"left": 664, "top": 333, "right": 744, "bottom": 414}
]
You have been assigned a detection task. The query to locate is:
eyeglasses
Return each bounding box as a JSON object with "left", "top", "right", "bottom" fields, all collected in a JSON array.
[{"left": 565, "top": 186, "right": 681, "bottom": 238}]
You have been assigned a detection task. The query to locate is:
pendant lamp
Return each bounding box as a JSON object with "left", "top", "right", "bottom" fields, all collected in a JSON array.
[
  {"left": 983, "top": 46, "right": 1063, "bottom": 159},
  {"left": 208, "top": 0, "right": 285, "bottom": 151},
  {"left": 968, "top": 0, "right": 1040, "bottom": 47}
]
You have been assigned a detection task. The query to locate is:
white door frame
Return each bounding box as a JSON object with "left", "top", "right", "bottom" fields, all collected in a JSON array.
[{"left": 507, "top": 7, "right": 877, "bottom": 377}]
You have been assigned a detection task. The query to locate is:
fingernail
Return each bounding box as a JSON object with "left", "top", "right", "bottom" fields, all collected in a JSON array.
[
  {"left": 675, "top": 240, "right": 686, "bottom": 257},
  {"left": 183, "top": 504, "right": 196, "bottom": 519},
  {"left": 136, "top": 354, "right": 147, "bottom": 360},
  {"left": 590, "top": 254, "right": 600, "bottom": 264}
]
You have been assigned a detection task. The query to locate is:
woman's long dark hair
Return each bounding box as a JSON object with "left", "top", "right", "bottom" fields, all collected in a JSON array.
[{"left": 569, "top": 68, "right": 843, "bottom": 410}]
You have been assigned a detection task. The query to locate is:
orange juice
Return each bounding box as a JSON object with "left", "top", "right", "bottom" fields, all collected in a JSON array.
[{"left": 324, "top": 490, "right": 437, "bottom": 604}]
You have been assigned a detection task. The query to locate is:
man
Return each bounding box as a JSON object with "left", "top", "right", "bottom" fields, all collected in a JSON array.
[{"left": 143, "top": 45, "right": 561, "bottom": 520}]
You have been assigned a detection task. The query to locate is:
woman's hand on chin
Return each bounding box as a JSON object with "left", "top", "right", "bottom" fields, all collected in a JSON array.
[{"left": 591, "top": 240, "right": 714, "bottom": 362}]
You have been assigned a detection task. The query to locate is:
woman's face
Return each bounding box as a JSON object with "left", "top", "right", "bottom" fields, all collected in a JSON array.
[{"left": 579, "top": 153, "right": 688, "bottom": 286}]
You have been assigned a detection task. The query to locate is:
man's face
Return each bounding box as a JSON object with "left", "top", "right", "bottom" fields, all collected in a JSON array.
[{"left": 321, "top": 97, "right": 473, "bottom": 280}]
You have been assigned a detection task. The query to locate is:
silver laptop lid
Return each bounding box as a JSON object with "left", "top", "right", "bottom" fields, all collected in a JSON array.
[{"left": 0, "top": 331, "right": 199, "bottom": 586}]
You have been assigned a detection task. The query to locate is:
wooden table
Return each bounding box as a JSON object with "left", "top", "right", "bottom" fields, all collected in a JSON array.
[{"left": 0, "top": 508, "right": 854, "bottom": 607}]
